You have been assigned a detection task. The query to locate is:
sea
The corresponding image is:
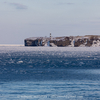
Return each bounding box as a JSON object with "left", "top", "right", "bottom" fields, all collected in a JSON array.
[{"left": 0, "top": 46, "right": 100, "bottom": 100}]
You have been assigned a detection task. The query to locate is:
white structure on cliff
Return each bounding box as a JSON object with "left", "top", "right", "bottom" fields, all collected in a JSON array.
[{"left": 50, "top": 33, "right": 52, "bottom": 40}]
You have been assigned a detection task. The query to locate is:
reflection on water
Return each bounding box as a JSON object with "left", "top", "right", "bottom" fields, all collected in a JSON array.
[
  {"left": 0, "top": 80, "right": 100, "bottom": 100},
  {"left": 0, "top": 46, "right": 100, "bottom": 100}
]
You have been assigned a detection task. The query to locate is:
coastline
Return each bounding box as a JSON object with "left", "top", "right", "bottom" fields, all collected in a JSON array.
[
  {"left": 24, "top": 35, "right": 100, "bottom": 47},
  {"left": 0, "top": 44, "right": 24, "bottom": 46}
]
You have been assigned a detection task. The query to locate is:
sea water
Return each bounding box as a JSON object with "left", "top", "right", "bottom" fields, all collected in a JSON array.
[{"left": 0, "top": 46, "right": 100, "bottom": 100}]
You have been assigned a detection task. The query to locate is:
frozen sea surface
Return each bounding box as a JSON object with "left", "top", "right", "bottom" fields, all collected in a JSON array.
[{"left": 0, "top": 46, "right": 100, "bottom": 100}]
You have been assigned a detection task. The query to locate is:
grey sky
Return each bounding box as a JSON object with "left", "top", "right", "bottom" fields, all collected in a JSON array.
[{"left": 0, "top": 0, "right": 100, "bottom": 44}]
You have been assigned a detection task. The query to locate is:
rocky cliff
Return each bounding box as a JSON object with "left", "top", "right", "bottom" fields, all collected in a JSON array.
[{"left": 24, "top": 35, "right": 100, "bottom": 47}]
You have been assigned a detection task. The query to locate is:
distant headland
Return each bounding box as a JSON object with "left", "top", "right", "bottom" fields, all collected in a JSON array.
[{"left": 24, "top": 34, "right": 100, "bottom": 47}]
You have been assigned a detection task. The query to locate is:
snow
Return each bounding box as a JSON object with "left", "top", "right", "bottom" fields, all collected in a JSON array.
[
  {"left": 49, "top": 43, "right": 57, "bottom": 47},
  {"left": 92, "top": 40, "right": 100, "bottom": 47},
  {"left": 51, "top": 37, "right": 67, "bottom": 41},
  {"left": 70, "top": 39, "right": 75, "bottom": 47},
  {"left": 25, "top": 37, "right": 38, "bottom": 40},
  {"left": 44, "top": 41, "right": 50, "bottom": 47}
]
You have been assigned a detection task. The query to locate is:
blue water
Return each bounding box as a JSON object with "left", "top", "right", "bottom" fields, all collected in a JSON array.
[{"left": 0, "top": 46, "right": 100, "bottom": 100}]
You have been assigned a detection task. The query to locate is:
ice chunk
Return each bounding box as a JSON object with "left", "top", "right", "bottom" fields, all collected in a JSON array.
[{"left": 17, "top": 61, "right": 23, "bottom": 64}]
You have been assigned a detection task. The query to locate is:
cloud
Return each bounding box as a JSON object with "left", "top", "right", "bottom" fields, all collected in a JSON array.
[
  {"left": 4, "top": 1, "right": 7, "bottom": 3},
  {"left": 67, "top": 3, "right": 74, "bottom": 5},
  {"left": 4, "top": 2, "right": 27, "bottom": 9},
  {"left": 10, "top": 3, "right": 27, "bottom": 9},
  {"left": 58, "top": 2, "right": 74, "bottom": 5},
  {"left": 9, "top": 2, "right": 28, "bottom": 9}
]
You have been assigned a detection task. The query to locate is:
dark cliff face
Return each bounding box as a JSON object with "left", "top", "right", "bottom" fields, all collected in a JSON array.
[
  {"left": 74, "top": 36, "right": 100, "bottom": 47},
  {"left": 85, "top": 40, "right": 93, "bottom": 47},
  {"left": 50, "top": 37, "right": 71, "bottom": 47},
  {"left": 86, "top": 36, "right": 100, "bottom": 47},
  {"left": 74, "top": 39, "right": 87, "bottom": 47},
  {"left": 24, "top": 35, "right": 100, "bottom": 47},
  {"left": 25, "top": 40, "right": 33, "bottom": 46},
  {"left": 24, "top": 37, "right": 50, "bottom": 46},
  {"left": 25, "top": 39, "right": 43, "bottom": 46}
]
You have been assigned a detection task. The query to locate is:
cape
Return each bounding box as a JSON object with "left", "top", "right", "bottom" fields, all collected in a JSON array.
[{"left": 24, "top": 35, "right": 100, "bottom": 47}]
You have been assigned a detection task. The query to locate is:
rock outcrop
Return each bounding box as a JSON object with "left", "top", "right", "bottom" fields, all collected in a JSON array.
[
  {"left": 24, "top": 35, "right": 100, "bottom": 47},
  {"left": 25, "top": 37, "right": 50, "bottom": 46},
  {"left": 50, "top": 37, "right": 72, "bottom": 47}
]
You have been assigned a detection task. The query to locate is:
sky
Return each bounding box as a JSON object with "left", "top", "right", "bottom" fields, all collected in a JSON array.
[{"left": 0, "top": 0, "right": 100, "bottom": 44}]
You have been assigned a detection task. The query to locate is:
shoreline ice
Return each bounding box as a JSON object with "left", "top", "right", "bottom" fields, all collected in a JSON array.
[
  {"left": 0, "top": 44, "right": 24, "bottom": 46},
  {"left": 0, "top": 46, "right": 100, "bottom": 53}
]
